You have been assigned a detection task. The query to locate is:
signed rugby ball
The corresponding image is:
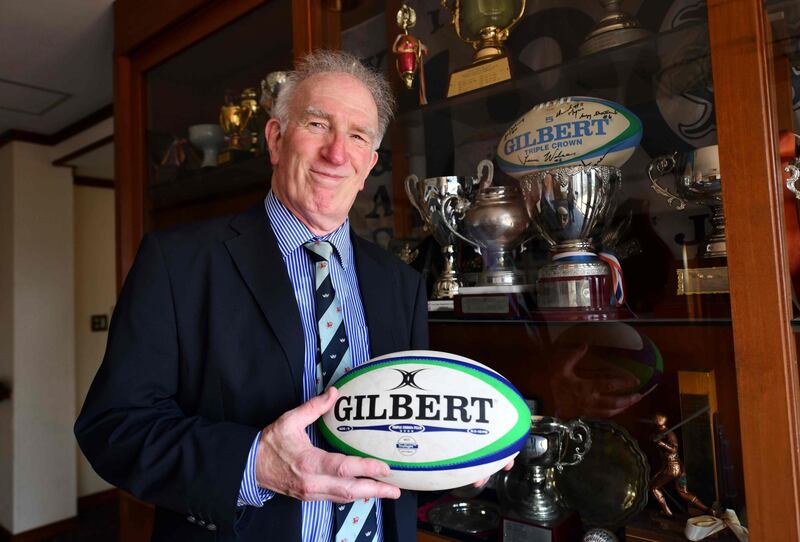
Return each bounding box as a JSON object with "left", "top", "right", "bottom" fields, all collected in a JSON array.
[
  {"left": 319, "top": 350, "right": 530, "bottom": 491},
  {"left": 496, "top": 96, "right": 643, "bottom": 177}
]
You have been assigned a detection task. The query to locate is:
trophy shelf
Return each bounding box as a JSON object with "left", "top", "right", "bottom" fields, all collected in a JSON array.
[
  {"left": 393, "top": 19, "right": 710, "bottom": 142},
  {"left": 148, "top": 153, "right": 270, "bottom": 211}
]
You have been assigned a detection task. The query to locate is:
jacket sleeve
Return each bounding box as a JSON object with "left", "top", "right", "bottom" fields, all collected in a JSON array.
[{"left": 74, "top": 233, "right": 258, "bottom": 533}]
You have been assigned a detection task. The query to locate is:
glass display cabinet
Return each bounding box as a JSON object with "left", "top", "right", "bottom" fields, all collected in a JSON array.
[{"left": 113, "top": 0, "right": 800, "bottom": 540}]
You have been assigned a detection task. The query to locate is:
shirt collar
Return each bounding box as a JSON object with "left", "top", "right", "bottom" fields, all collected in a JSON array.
[{"left": 264, "top": 190, "right": 352, "bottom": 268}]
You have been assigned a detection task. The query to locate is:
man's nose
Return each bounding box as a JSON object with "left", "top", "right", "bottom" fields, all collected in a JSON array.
[{"left": 322, "top": 131, "right": 347, "bottom": 165}]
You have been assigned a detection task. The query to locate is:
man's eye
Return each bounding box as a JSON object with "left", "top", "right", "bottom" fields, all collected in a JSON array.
[
  {"left": 308, "top": 121, "right": 327, "bottom": 130},
  {"left": 350, "top": 133, "right": 369, "bottom": 145}
]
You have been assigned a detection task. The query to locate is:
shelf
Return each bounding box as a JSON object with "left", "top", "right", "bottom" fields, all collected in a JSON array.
[
  {"left": 395, "top": 21, "right": 712, "bottom": 160},
  {"left": 149, "top": 154, "right": 269, "bottom": 211},
  {"left": 428, "top": 315, "right": 732, "bottom": 327}
]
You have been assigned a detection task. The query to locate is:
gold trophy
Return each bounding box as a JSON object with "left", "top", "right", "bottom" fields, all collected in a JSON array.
[
  {"left": 217, "top": 92, "right": 250, "bottom": 165},
  {"left": 440, "top": 0, "right": 526, "bottom": 97},
  {"left": 239, "top": 88, "right": 264, "bottom": 154}
]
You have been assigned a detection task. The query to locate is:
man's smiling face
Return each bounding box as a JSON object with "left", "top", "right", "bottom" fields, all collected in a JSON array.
[{"left": 266, "top": 72, "right": 379, "bottom": 236}]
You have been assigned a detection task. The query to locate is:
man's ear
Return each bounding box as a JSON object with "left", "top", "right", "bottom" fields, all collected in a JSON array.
[
  {"left": 265, "top": 118, "right": 282, "bottom": 167},
  {"left": 359, "top": 150, "right": 379, "bottom": 191}
]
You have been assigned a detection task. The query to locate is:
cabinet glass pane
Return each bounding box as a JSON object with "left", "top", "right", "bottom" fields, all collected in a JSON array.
[
  {"left": 765, "top": 0, "right": 800, "bottom": 323},
  {"left": 145, "top": 1, "right": 292, "bottom": 215},
  {"left": 388, "top": 2, "right": 749, "bottom": 539},
  {"left": 390, "top": 1, "right": 729, "bottom": 324}
]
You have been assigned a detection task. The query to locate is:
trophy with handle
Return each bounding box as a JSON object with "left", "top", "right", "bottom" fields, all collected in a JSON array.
[
  {"left": 440, "top": 0, "right": 527, "bottom": 96},
  {"left": 647, "top": 144, "right": 726, "bottom": 259},
  {"left": 518, "top": 165, "right": 623, "bottom": 316},
  {"left": 404, "top": 163, "right": 484, "bottom": 299},
  {"left": 440, "top": 160, "right": 531, "bottom": 288},
  {"left": 498, "top": 416, "right": 592, "bottom": 537}
]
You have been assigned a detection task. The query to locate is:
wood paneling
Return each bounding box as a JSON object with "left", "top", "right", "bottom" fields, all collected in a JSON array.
[
  {"left": 115, "top": 0, "right": 211, "bottom": 54},
  {"left": 707, "top": 0, "right": 800, "bottom": 539}
]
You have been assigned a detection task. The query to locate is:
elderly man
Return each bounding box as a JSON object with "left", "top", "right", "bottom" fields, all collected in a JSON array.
[{"left": 76, "top": 50, "right": 427, "bottom": 541}]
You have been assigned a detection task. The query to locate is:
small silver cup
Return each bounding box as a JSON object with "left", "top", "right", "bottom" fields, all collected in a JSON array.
[
  {"left": 648, "top": 144, "right": 726, "bottom": 258},
  {"left": 498, "top": 416, "right": 592, "bottom": 524}
]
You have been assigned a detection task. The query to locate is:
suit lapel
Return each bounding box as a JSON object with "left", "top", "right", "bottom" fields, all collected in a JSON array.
[
  {"left": 225, "top": 205, "right": 304, "bottom": 402},
  {"left": 352, "top": 235, "right": 399, "bottom": 358}
]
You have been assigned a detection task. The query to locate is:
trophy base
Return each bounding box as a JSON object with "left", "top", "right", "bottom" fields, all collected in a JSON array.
[
  {"left": 676, "top": 265, "right": 729, "bottom": 295},
  {"left": 536, "top": 260, "right": 614, "bottom": 310},
  {"left": 579, "top": 24, "right": 651, "bottom": 56},
  {"left": 702, "top": 238, "right": 728, "bottom": 259},
  {"left": 455, "top": 285, "right": 535, "bottom": 319},
  {"left": 217, "top": 148, "right": 251, "bottom": 165},
  {"left": 502, "top": 510, "right": 582, "bottom": 542},
  {"left": 447, "top": 55, "right": 512, "bottom": 98},
  {"left": 653, "top": 258, "right": 731, "bottom": 319},
  {"left": 427, "top": 299, "right": 455, "bottom": 313}
]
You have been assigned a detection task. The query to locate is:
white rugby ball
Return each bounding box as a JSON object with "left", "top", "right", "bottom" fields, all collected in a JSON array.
[
  {"left": 496, "top": 96, "right": 643, "bottom": 177},
  {"left": 319, "top": 350, "right": 530, "bottom": 491}
]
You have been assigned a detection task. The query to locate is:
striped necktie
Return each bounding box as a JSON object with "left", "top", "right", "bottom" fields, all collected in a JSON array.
[
  {"left": 303, "top": 240, "right": 377, "bottom": 542},
  {"left": 303, "top": 240, "right": 353, "bottom": 391}
]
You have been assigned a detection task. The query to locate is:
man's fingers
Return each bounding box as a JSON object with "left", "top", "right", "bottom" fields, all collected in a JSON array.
[
  {"left": 319, "top": 452, "right": 392, "bottom": 480},
  {"left": 325, "top": 478, "right": 401, "bottom": 502}
]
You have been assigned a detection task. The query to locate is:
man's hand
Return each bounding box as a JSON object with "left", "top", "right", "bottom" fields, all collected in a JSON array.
[
  {"left": 469, "top": 458, "right": 515, "bottom": 489},
  {"left": 550, "top": 343, "right": 643, "bottom": 419},
  {"left": 255, "top": 387, "right": 402, "bottom": 503}
]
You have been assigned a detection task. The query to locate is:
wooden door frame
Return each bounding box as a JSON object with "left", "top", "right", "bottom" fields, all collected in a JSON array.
[
  {"left": 114, "top": 0, "right": 339, "bottom": 287},
  {"left": 708, "top": 0, "right": 800, "bottom": 538}
]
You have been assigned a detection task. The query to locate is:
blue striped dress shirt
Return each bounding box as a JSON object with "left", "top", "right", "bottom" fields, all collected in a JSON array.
[{"left": 237, "top": 190, "right": 384, "bottom": 542}]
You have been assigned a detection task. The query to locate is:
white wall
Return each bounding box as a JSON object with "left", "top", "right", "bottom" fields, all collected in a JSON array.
[
  {"left": 0, "top": 143, "right": 15, "bottom": 530},
  {"left": 0, "top": 141, "right": 78, "bottom": 534},
  {"left": 73, "top": 185, "right": 114, "bottom": 497}
]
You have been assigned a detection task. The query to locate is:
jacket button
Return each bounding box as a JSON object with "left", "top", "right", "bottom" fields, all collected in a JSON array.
[
  {"left": 187, "top": 516, "right": 196, "bottom": 523},
  {"left": 207, "top": 524, "right": 217, "bottom": 531},
  {"left": 198, "top": 519, "right": 206, "bottom": 527}
]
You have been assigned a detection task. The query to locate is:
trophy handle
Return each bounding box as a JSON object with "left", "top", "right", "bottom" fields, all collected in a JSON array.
[
  {"left": 404, "top": 174, "right": 423, "bottom": 215},
  {"left": 440, "top": 194, "right": 482, "bottom": 254},
  {"left": 647, "top": 153, "right": 687, "bottom": 210},
  {"left": 555, "top": 418, "right": 592, "bottom": 471},
  {"left": 477, "top": 159, "right": 494, "bottom": 191},
  {"left": 785, "top": 161, "right": 800, "bottom": 200}
]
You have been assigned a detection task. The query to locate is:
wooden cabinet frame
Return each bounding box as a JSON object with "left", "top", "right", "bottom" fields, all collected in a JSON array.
[{"left": 112, "top": 1, "right": 800, "bottom": 539}]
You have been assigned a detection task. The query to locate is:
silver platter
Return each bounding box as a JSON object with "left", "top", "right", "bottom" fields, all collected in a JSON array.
[{"left": 426, "top": 500, "right": 501, "bottom": 535}]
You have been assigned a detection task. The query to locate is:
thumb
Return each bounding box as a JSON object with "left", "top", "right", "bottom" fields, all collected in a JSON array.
[{"left": 291, "top": 386, "right": 340, "bottom": 427}]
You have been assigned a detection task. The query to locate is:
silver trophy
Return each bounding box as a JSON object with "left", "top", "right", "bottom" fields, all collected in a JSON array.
[
  {"left": 498, "top": 416, "right": 592, "bottom": 524},
  {"left": 404, "top": 164, "right": 484, "bottom": 298},
  {"left": 518, "top": 165, "right": 622, "bottom": 310},
  {"left": 647, "top": 144, "right": 726, "bottom": 258},
  {"left": 260, "top": 71, "right": 288, "bottom": 114},
  {"left": 439, "top": 161, "right": 531, "bottom": 287},
  {"left": 579, "top": 0, "right": 651, "bottom": 56}
]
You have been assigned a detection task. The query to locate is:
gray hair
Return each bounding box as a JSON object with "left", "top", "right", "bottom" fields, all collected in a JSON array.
[{"left": 271, "top": 50, "right": 395, "bottom": 150}]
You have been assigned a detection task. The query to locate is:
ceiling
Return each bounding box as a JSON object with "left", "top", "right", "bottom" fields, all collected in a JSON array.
[{"left": 0, "top": 0, "right": 114, "bottom": 136}]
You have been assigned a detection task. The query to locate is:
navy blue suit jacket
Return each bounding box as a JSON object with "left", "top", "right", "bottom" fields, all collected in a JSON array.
[{"left": 75, "top": 204, "right": 429, "bottom": 541}]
